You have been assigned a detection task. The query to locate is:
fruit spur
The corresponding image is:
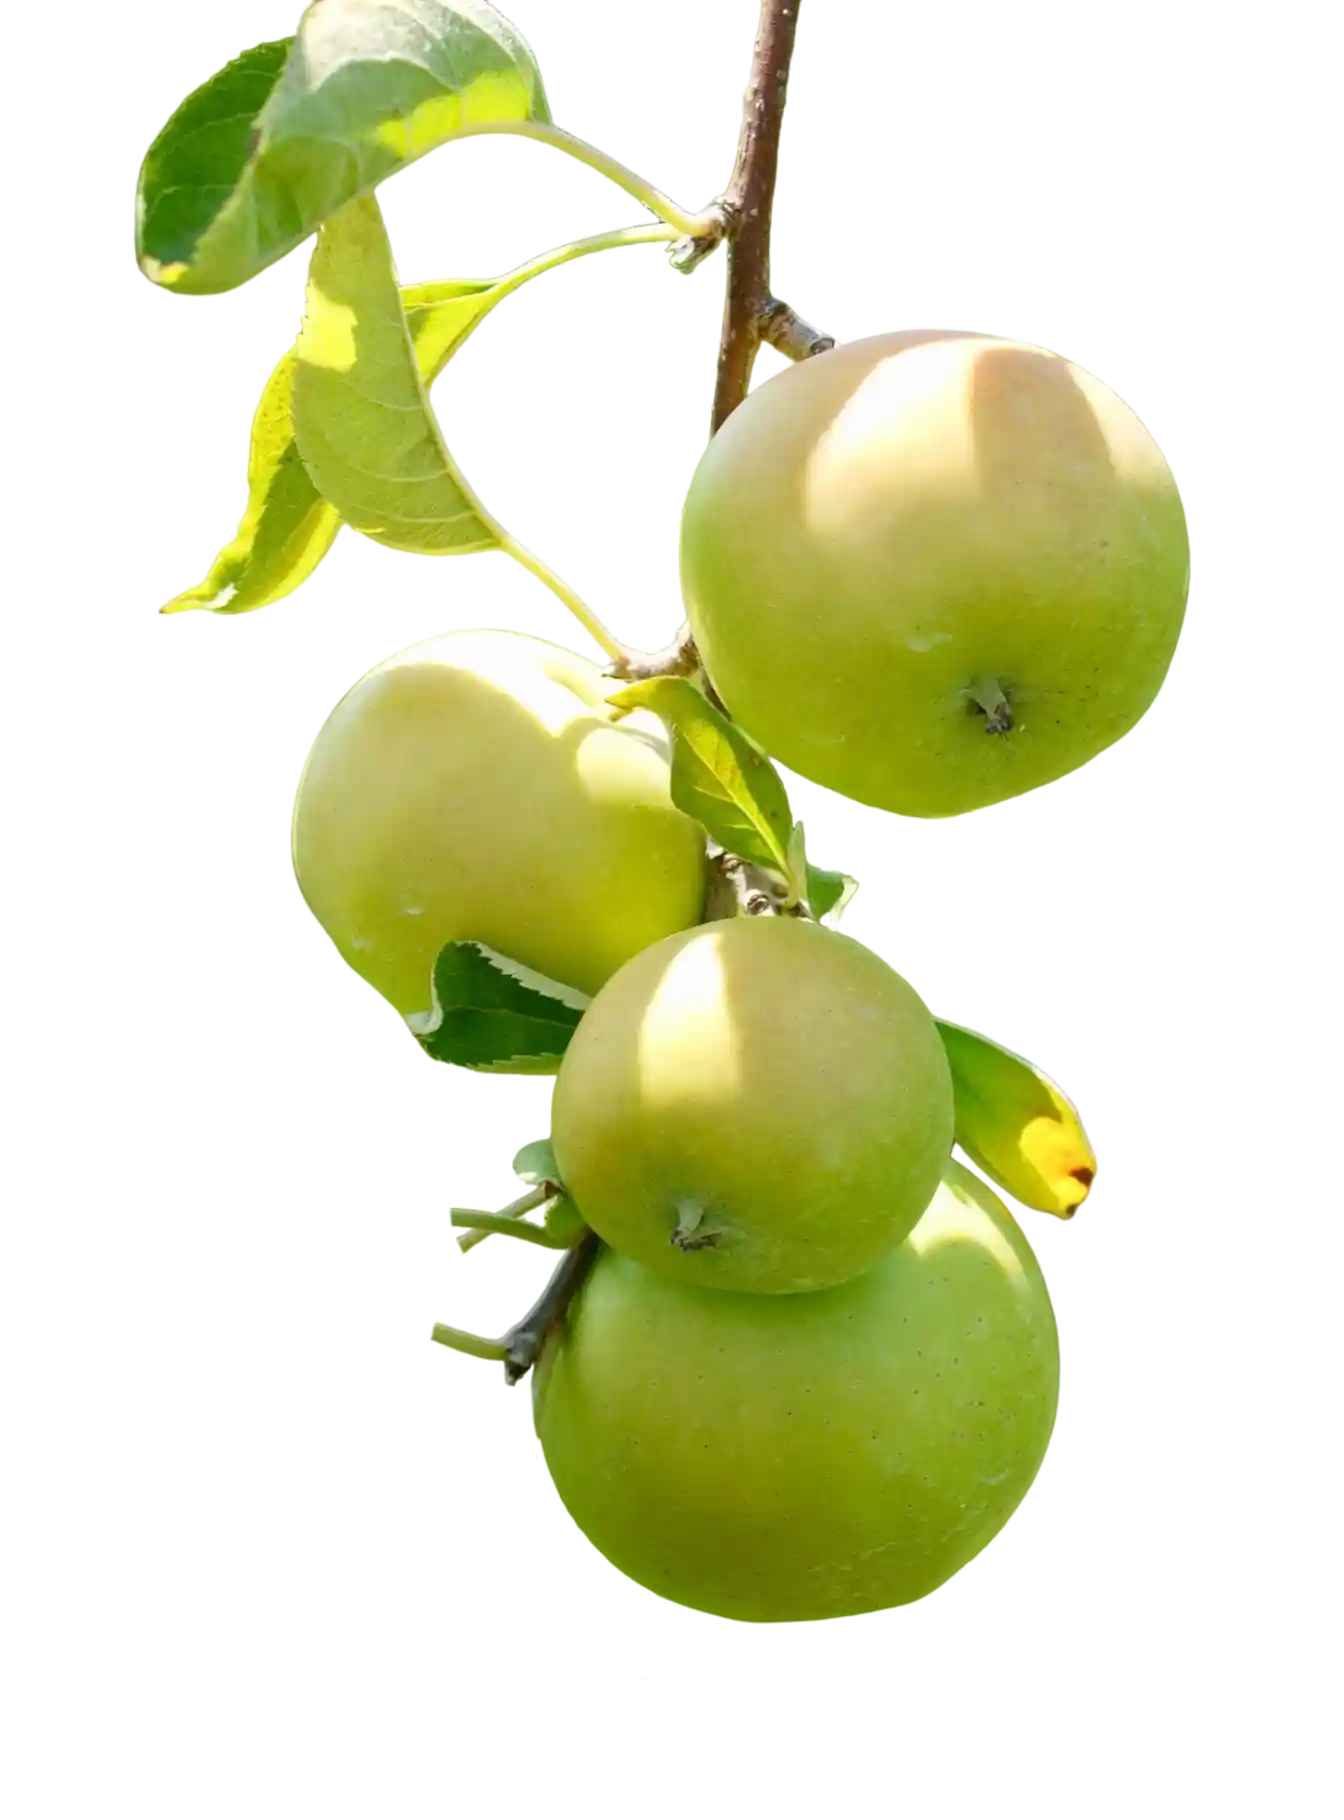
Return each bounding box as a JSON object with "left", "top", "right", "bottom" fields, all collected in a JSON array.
[{"left": 138, "top": 0, "right": 1175, "bottom": 1623}]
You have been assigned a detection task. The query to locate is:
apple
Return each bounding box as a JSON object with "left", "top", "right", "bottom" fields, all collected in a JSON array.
[
  {"left": 680, "top": 330, "right": 1189, "bottom": 816},
  {"left": 533, "top": 1161, "right": 1060, "bottom": 1621},
  {"left": 292, "top": 630, "right": 708, "bottom": 1023},
  {"left": 551, "top": 917, "right": 953, "bottom": 1293}
]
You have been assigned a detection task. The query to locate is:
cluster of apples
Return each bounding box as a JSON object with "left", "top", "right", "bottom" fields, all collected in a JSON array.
[{"left": 293, "top": 331, "right": 1188, "bottom": 1621}]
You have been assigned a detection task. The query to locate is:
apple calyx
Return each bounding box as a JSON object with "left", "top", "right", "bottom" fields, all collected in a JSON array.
[
  {"left": 966, "top": 677, "right": 1015, "bottom": 735},
  {"left": 670, "top": 1197, "right": 733, "bottom": 1252}
]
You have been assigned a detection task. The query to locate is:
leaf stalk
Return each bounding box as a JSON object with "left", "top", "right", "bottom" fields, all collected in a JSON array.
[{"left": 458, "top": 121, "right": 716, "bottom": 240}]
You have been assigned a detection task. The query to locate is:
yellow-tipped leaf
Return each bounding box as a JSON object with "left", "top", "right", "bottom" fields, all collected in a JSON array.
[{"left": 936, "top": 1020, "right": 1096, "bottom": 1218}]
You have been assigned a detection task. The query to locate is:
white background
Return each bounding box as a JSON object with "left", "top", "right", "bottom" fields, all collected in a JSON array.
[{"left": 4, "top": 1, "right": 1338, "bottom": 1813}]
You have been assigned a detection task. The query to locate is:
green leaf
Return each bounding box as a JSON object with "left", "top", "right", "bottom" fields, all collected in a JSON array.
[
  {"left": 136, "top": 2, "right": 549, "bottom": 295},
  {"left": 608, "top": 678, "right": 793, "bottom": 876},
  {"left": 136, "top": 39, "right": 291, "bottom": 291},
  {"left": 784, "top": 821, "right": 808, "bottom": 902},
  {"left": 806, "top": 863, "right": 859, "bottom": 925},
  {"left": 293, "top": 193, "right": 497, "bottom": 556},
  {"left": 163, "top": 351, "right": 342, "bottom": 614},
  {"left": 163, "top": 272, "right": 504, "bottom": 615},
  {"left": 407, "top": 942, "right": 589, "bottom": 1070},
  {"left": 512, "top": 1139, "right": 560, "bottom": 1186},
  {"left": 402, "top": 277, "right": 501, "bottom": 377}
]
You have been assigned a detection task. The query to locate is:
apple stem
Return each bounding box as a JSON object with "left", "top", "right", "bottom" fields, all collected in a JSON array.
[{"left": 967, "top": 678, "right": 1015, "bottom": 734}]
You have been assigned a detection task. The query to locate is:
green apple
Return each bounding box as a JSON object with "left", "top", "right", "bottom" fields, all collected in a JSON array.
[
  {"left": 681, "top": 330, "right": 1189, "bottom": 816},
  {"left": 533, "top": 1161, "right": 1060, "bottom": 1621},
  {"left": 292, "top": 630, "right": 708, "bottom": 1024},
  {"left": 551, "top": 917, "right": 953, "bottom": 1294}
]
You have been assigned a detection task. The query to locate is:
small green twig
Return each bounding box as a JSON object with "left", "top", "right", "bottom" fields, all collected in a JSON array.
[
  {"left": 448, "top": 1179, "right": 557, "bottom": 1252},
  {"left": 430, "top": 1323, "right": 509, "bottom": 1364},
  {"left": 448, "top": 1179, "right": 546, "bottom": 1223},
  {"left": 451, "top": 1207, "right": 568, "bottom": 1249}
]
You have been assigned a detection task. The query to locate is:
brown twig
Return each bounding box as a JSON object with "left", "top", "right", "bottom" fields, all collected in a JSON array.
[
  {"left": 500, "top": 1231, "right": 601, "bottom": 1385},
  {"left": 611, "top": 1, "right": 824, "bottom": 683},
  {"left": 612, "top": 626, "right": 700, "bottom": 683},
  {"left": 434, "top": 11, "right": 828, "bottom": 1392},
  {"left": 703, "top": 843, "right": 795, "bottom": 921},
  {"left": 710, "top": 0, "right": 806, "bottom": 433},
  {"left": 759, "top": 297, "right": 835, "bottom": 362}
]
